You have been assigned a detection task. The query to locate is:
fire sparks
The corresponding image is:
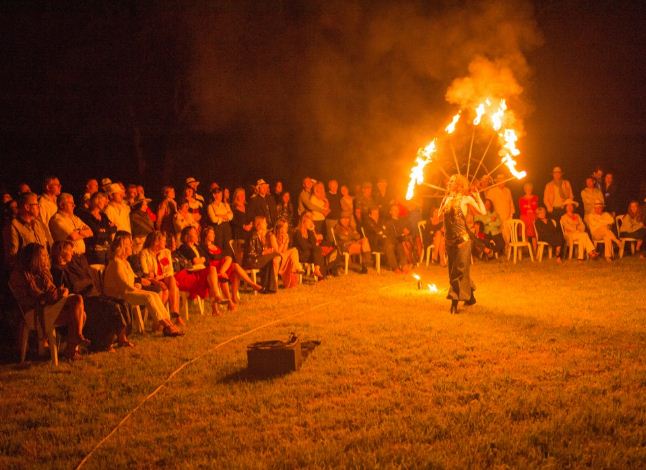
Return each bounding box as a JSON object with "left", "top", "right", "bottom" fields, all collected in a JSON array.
[
  {"left": 405, "top": 96, "right": 526, "bottom": 200},
  {"left": 427, "top": 283, "right": 439, "bottom": 293}
]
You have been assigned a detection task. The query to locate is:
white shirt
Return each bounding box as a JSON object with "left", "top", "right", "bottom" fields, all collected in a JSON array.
[
  {"left": 38, "top": 195, "right": 58, "bottom": 227},
  {"left": 207, "top": 201, "right": 233, "bottom": 225},
  {"left": 104, "top": 202, "right": 132, "bottom": 234},
  {"left": 49, "top": 211, "right": 90, "bottom": 254}
]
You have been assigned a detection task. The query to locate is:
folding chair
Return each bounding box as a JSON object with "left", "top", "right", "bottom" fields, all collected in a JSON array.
[
  {"left": 560, "top": 220, "right": 583, "bottom": 260},
  {"left": 505, "top": 219, "right": 534, "bottom": 264}
]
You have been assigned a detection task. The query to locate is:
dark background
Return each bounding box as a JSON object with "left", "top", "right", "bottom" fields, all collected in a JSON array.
[{"left": 1, "top": 0, "right": 644, "bottom": 207}]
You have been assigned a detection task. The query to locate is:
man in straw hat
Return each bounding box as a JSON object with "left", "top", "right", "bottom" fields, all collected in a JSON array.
[
  {"left": 544, "top": 166, "right": 574, "bottom": 222},
  {"left": 587, "top": 199, "right": 624, "bottom": 261},
  {"left": 248, "top": 178, "right": 277, "bottom": 229}
]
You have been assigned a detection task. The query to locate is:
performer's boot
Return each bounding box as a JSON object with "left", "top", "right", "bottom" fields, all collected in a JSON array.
[
  {"left": 450, "top": 299, "right": 458, "bottom": 314},
  {"left": 465, "top": 292, "right": 476, "bottom": 306}
]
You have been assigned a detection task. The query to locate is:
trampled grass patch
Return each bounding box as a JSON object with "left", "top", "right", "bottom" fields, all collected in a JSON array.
[{"left": 1, "top": 258, "right": 645, "bottom": 468}]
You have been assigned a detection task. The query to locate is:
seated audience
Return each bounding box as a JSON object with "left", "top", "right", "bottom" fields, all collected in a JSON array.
[
  {"left": 174, "top": 226, "right": 226, "bottom": 314},
  {"left": 272, "top": 218, "right": 301, "bottom": 288},
  {"left": 243, "top": 216, "right": 281, "bottom": 293},
  {"left": 560, "top": 200, "right": 598, "bottom": 260},
  {"left": 475, "top": 199, "right": 505, "bottom": 256},
  {"left": 50, "top": 241, "right": 133, "bottom": 351},
  {"left": 587, "top": 200, "right": 624, "bottom": 261},
  {"left": 310, "top": 181, "right": 330, "bottom": 235},
  {"left": 293, "top": 212, "right": 325, "bottom": 278},
  {"left": 581, "top": 176, "right": 604, "bottom": 222},
  {"left": 519, "top": 182, "right": 538, "bottom": 251},
  {"left": 130, "top": 196, "right": 154, "bottom": 254},
  {"left": 139, "top": 231, "right": 182, "bottom": 323},
  {"left": 4, "top": 192, "right": 53, "bottom": 268},
  {"left": 103, "top": 232, "right": 183, "bottom": 336},
  {"left": 534, "top": 207, "right": 564, "bottom": 262},
  {"left": 49, "top": 193, "right": 93, "bottom": 255},
  {"left": 619, "top": 200, "right": 645, "bottom": 256},
  {"left": 472, "top": 220, "right": 495, "bottom": 260},
  {"left": 383, "top": 204, "right": 414, "bottom": 270},
  {"left": 276, "top": 191, "right": 294, "bottom": 227},
  {"left": 10, "top": 243, "right": 88, "bottom": 360},
  {"left": 79, "top": 192, "right": 117, "bottom": 265},
  {"left": 334, "top": 214, "right": 371, "bottom": 274},
  {"left": 364, "top": 206, "right": 404, "bottom": 271}
]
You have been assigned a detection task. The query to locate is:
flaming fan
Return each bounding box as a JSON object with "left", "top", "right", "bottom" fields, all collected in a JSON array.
[{"left": 405, "top": 98, "right": 527, "bottom": 200}]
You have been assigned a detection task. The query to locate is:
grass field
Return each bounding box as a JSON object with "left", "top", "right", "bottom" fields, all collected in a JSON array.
[{"left": 1, "top": 257, "right": 645, "bottom": 469}]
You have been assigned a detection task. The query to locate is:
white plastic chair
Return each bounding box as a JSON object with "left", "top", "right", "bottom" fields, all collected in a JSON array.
[
  {"left": 9, "top": 282, "right": 59, "bottom": 366},
  {"left": 616, "top": 215, "right": 638, "bottom": 255},
  {"left": 533, "top": 221, "right": 552, "bottom": 262},
  {"left": 505, "top": 219, "right": 534, "bottom": 264},
  {"left": 560, "top": 220, "right": 583, "bottom": 260},
  {"left": 331, "top": 228, "right": 351, "bottom": 275},
  {"left": 360, "top": 227, "right": 381, "bottom": 274},
  {"left": 416, "top": 220, "right": 435, "bottom": 266}
]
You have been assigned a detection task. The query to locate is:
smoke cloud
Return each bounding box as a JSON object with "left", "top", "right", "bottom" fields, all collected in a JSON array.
[{"left": 186, "top": 0, "right": 542, "bottom": 189}]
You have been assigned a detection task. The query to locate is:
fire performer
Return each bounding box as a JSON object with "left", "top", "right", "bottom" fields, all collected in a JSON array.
[{"left": 439, "top": 174, "right": 486, "bottom": 314}]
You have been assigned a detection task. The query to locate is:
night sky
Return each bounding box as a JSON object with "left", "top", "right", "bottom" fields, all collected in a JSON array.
[{"left": 1, "top": 0, "right": 645, "bottom": 205}]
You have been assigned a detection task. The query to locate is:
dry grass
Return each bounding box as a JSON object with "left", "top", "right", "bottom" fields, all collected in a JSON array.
[{"left": 1, "top": 257, "right": 645, "bottom": 469}]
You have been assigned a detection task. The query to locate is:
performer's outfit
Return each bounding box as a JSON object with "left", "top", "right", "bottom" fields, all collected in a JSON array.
[{"left": 444, "top": 196, "right": 476, "bottom": 305}]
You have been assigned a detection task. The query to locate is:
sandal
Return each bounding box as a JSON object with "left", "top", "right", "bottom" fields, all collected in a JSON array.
[{"left": 162, "top": 326, "right": 185, "bottom": 337}]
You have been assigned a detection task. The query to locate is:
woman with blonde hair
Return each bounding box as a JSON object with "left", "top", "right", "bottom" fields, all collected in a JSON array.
[
  {"left": 439, "top": 174, "right": 486, "bottom": 314},
  {"left": 272, "top": 218, "right": 301, "bottom": 288},
  {"left": 242, "top": 216, "right": 281, "bottom": 293},
  {"left": 103, "top": 232, "right": 183, "bottom": 336}
]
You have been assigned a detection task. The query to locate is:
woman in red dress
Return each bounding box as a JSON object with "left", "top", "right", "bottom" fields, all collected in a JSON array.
[{"left": 519, "top": 182, "right": 538, "bottom": 251}]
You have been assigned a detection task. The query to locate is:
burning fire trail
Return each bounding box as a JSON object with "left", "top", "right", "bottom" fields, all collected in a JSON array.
[{"left": 405, "top": 97, "right": 526, "bottom": 200}]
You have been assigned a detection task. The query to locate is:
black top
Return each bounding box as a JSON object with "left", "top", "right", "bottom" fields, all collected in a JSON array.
[
  {"left": 79, "top": 210, "right": 117, "bottom": 264},
  {"left": 247, "top": 194, "right": 278, "bottom": 228},
  {"left": 130, "top": 210, "right": 154, "bottom": 238},
  {"left": 51, "top": 254, "right": 97, "bottom": 297},
  {"left": 444, "top": 197, "right": 470, "bottom": 246},
  {"left": 327, "top": 192, "right": 342, "bottom": 220},
  {"left": 231, "top": 207, "right": 251, "bottom": 240}
]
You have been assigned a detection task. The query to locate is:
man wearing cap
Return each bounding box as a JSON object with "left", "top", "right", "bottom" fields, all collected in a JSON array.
[
  {"left": 49, "top": 193, "right": 93, "bottom": 255},
  {"left": 104, "top": 183, "right": 132, "bottom": 234},
  {"left": 485, "top": 173, "right": 516, "bottom": 243},
  {"left": 544, "top": 166, "right": 574, "bottom": 222},
  {"left": 38, "top": 175, "right": 62, "bottom": 227},
  {"left": 587, "top": 200, "right": 624, "bottom": 261},
  {"left": 248, "top": 179, "right": 277, "bottom": 229},
  {"left": 185, "top": 177, "right": 205, "bottom": 205},
  {"left": 4, "top": 192, "right": 53, "bottom": 267},
  {"left": 581, "top": 176, "right": 604, "bottom": 223}
]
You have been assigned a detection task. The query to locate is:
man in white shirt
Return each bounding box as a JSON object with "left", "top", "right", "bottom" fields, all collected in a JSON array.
[
  {"left": 104, "top": 183, "right": 132, "bottom": 233},
  {"left": 543, "top": 166, "right": 574, "bottom": 221},
  {"left": 38, "top": 175, "right": 62, "bottom": 227},
  {"left": 49, "top": 193, "right": 93, "bottom": 255},
  {"left": 485, "top": 173, "right": 515, "bottom": 242},
  {"left": 580, "top": 176, "right": 604, "bottom": 222},
  {"left": 587, "top": 200, "right": 624, "bottom": 261}
]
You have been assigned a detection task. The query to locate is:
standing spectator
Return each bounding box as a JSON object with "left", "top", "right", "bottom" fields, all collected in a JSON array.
[
  {"left": 374, "top": 178, "right": 391, "bottom": 218},
  {"left": 4, "top": 192, "right": 53, "bottom": 268},
  {"left": 183, "top": 186, "right": 203, "bottom": 225},
  {"left": 581, "top": 176, "right": 604, "bottom": 221},
  {"left": 340, "top": 184, "right": 355, "bottom": 227},
  {"left": 129, "top": 196, "right": 154, "bottom": 254},
  {"left": 156, "top": 186, "right": 177, "bottom": 247},
  {"left": 534, "top": 207, "right": 564, "bottom": 262},
  {"left": 591, "top": 166, "right": 604, "bottom": 191},
  {"left": 81, "top": 179, "right": 99, "bottom": 210},
  {"left": 17, "top": 182, "right": 32, "bottom": 196},
  {"left": 79, "top": 192, "right": 117, "bottom": 265},
  {"left": 38, "top": 176, "right": 62, "bottom": 227},
  {"left": 273, "top": 181, "right": 284, "bottom": 205},
  {"left": 104, "top": 184, "right": 131, "bottom": 234},
  {"left": 125, "top": 184, "right": 138, "bottom": 207},
  {"left": 185, "top": 177, "right": 205, "bottom": 206},
  {"left": 560, "top": 200, "right": 598, "bottom": 260},
  {"left": 49, "top": 193, "right": 93, "bottom": 255},
  {"left": 619, "top": 200, "right": 645, "bottom": 256},
  {"left": 231, "top": 187, "right": 252, "bottom": 245},
  {"left": 173, "top": 199, "right": 200, "bottom": 238},
  {"left": 297, "top": 177, "right": 315, "bottom": 216},
  {"left": 519, "top": 182, "right": 539, "bottom": 250},
  {"left": 247, "top": 179, "right": 277, "bottom": 229},
  {"left": 544, "top": 166, "right": 574, "bottom": 222},
  {"left": 587, "top": 200, "right": 624, "bottom": 261},
  {"left": 100, "top": 178, "right": 113, "bottom": 193},
  {"left": 276, "top": 191, "right": 295, "bottom": 227},
  {"left": 326, "top": 180, "right": 342, "bottom": 241},
  {"left": 206, "top": 184, "right": 233, "bottom": 252},
  {"left": 603, "top": 172, "right": 619, "bottom": 216},
  {"left": 310, "top": 181, "right": 329, "bottom": 235},
  {"left": 485, "top": 173, "right": 515, "bottom": 243},
  {"left": 354, "top": 182, "right": 375, "bottom": 226}
]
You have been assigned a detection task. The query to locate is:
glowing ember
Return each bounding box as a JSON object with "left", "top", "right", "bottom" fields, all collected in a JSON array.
[
  {"left": 427, "top": 283, "right": 439, "bottom": 293},
  {"left": 412, "top": 273, "right": 421, "bottom": 281}
]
